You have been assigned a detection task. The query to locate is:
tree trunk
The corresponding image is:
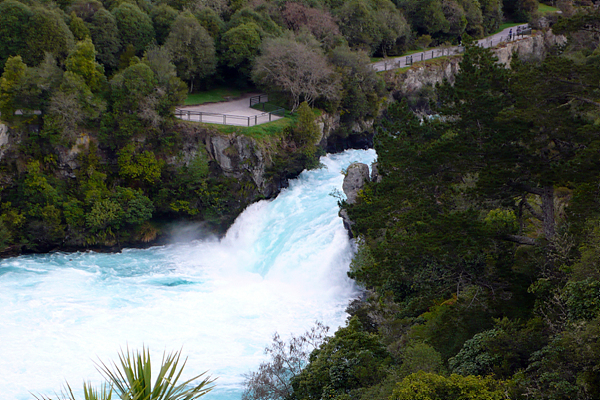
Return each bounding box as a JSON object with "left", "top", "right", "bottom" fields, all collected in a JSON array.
[{"left": 541, "top": 186, "right": 555, "bottom": 240}]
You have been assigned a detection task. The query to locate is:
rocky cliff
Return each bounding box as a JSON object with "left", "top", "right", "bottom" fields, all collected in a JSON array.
[{"left": 384, "top": 30, "right": 566, "bottom": 94}]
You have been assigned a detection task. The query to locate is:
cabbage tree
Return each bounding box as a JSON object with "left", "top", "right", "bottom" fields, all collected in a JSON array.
[{"left": 35, "top": 347, "right": 215, "bottom": 400}]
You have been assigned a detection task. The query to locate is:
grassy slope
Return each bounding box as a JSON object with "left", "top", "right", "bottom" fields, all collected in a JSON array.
[
  {"left": 185, "top": 87, "right": 253, "bottom": 106},
  {"left": 538, "top": 3, "right": 560, "bottom": 14}
]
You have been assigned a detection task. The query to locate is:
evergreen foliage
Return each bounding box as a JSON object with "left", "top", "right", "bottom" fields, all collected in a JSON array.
[{"left": 241, "top": 9, "right": 600, "bottom": 400}]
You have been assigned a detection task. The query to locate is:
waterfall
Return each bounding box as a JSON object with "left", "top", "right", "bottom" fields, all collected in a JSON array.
[{"left": 0, "top": 149, "right": 376, "bottom": 400}]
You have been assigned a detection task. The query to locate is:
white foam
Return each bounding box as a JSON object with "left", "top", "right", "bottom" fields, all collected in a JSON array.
[{"left": 0, "top": 149, "right": 377, "bottom": 399}]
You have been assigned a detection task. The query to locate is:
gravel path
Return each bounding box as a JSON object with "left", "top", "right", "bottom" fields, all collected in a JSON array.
[
  {"left": 371, "top": 25, "right": 530, "bottom": 72},
  {"left": 176, "top": 93, "right": 283, "bottom": 126},
  {"left": 175, "top": 26, "right": 529, "bottom": 126}
]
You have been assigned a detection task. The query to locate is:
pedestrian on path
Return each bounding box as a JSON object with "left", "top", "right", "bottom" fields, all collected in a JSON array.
[{"left": 509, "top": 28, "right": 513, "bottom": 40}]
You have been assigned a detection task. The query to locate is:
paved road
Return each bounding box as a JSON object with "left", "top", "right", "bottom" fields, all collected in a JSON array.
[
  {"left": 372, "top": 25, "right": 530, "bottom": 72},
  {"left": 176, "top": 93, "right": 283, "bottom": 126}
]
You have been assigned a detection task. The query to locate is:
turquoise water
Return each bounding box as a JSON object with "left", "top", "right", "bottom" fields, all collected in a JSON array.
[{"left": 0, "top": 149, "right": 377, "bottom": 399}]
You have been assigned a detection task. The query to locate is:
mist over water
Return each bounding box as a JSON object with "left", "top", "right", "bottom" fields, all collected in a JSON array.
[{"left": 0, "top": 149, "right": 377, "bottom": 400}]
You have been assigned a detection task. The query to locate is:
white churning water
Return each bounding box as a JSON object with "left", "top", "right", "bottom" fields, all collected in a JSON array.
[{"left": 0, "top": 149, "right": 377, "bottom": 400}]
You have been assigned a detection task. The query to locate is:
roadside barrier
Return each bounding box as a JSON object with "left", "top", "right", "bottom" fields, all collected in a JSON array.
[{"left": 175, "top": 107, "right": 285, "bottom": 126}]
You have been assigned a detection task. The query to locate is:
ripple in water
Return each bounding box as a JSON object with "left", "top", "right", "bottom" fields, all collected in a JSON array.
[{"left": 0, "top": 149, "right": 377, "bottom": 400}]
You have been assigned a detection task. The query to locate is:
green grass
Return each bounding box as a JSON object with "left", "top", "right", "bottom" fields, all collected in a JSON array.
[
  {"left": 402, "top": 49, "right": 427, "bottom": 56},
  {"left": 181, "top": 114, "right": 294, "bottom": 139},
  {"left": 492, "top": 22, "right": 523, "bottom": 35},
  {"left": 184, "top": 87, "right": 251, "bottom": 106},
  {"left": 538, "top": 3, "right": 559, "bottom": 14},
  {"left": 210, "top": 116, "right": 294, "bottom": 139},
  {"left": 250, "top": 101, "right": 287, "bottom": 113},
  {"left": 371, "top": 49, "right": 426, "bottom": 63}
]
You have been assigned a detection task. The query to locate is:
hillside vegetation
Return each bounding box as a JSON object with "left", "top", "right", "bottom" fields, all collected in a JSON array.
[{"left": 244, "top": 8, "right": 600, "bottom": 400}]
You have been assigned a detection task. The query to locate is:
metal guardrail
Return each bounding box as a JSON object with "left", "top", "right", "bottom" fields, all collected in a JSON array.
[
  {"left": 377, "top": 25, "right": 530, "bottom": 71},
  {"left": 175, "top": 107, "right": 285, "bottom": 126},
  {"left": 249, "top": 94, "right": 269, "bottom": 107},
  {"left": 401, "top": 47, "right": 463, "bottom": 67}
]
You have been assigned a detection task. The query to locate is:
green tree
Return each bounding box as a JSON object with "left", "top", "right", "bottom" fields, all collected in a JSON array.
[
  {"left": 25, "top": 7, "right": 75, "bottom": 66},
  {"left": 372, "top": 0, "right": 411, "bottom": 55},
  {"left": 391, "top": 371, "right": 506, "bottom": 400},
  {"left": 112, "top": 3, "right": 154, "bottom": 54},
  {"left": 151, "top": 4, "right": 179, "bottom": 45},
  {"left": 518, "top": 318, "right": 600, "bottom": 400},
  {"left": 0, "top": 56, "right": 28, "bottom": 120},
  {"left": 401, "top": 0, "right": 450, "bottom": 38},
  {"left": 291, "top": 317, "right": 391, "bottom": 399},
  {"left": 292, "top": 101, "right": 321, "bottom": 156},
  {"left": 69, "top": 11, "right": 91, "bottom": 41},
  {"left": 103, "top": 62, "right": 158, "bottom": 145},
  {"left": 219, "top": 22, "right": 261, "bottom": 75},
  {"left": 227, "top": 7, "right": 283, "bottom": 37},
  {"left": 118, "top": 144, "right": 164, "bottom": 185},
  {"left": 27, "top": 53, "right": 64, "bottom": 114},
  {"left": 89, "top": 8, "right": 121, "bottom": 71},
  {"left": 20, "top": 161, "right": 66, "bottom": 249},
  {"left": 458, "top": 0, "right": 484, "bottom": 37},
  {"left": 69, "top": 0, "right": 103, "bottom": 22},
  {"left": 164, "top": 12, "right": 216, "bottom": 91},
  {"left": 142, "top": 46, "right": 187, "bottom": 116},
  {"left": 43, "top": 70, "right": 106, "bottom": 141},
  {"left": 66, "top": 37, "right": 105, "bottom": 92},
  {"left": 195, "top": 7, "right": 224, "bottom": 39},
  {"left": 479, "top": 0, "right": 502, "bottom": 34},
  {"left": 335, "top": 0, "right": 381, "bottom": 54},
  {"left": 329, "top": 45, "right": 385, "bottom": 128},
  {"left": 0, "top": 0, "right": 32, "bottom": 72}
]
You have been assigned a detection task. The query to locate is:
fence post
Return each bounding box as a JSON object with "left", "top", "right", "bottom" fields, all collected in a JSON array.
[
  {"left": 187, "top": 111, "right": 190, "bottom": 120},
  {"left": 421, "top": 53, "right": 423, "bottom": 61},
  {"left": 223, "top": 115, "right": 226, "bottom": 124},
  {"left": 248, "top": 116, "right": 250, "bottom": 126},
  {"left": 255, "top": 115, "right": 257, "bottom": 125}
]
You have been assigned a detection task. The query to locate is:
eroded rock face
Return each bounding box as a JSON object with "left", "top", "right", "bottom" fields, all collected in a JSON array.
[
  {"left": 397, "top": 58, "right": 461, "bottom": 93},
  {"left": 343, "top": 162, "right": 370, "bottom": 205},
  {"left": 494, "top": 30, "right": 566, "bottom": 66},
  {"left": 207, "top": 133, "right": 275, "bottom": 197},
  {"left": 0, "top": 124, "right": 8, "bottom": 161},
  {"left": 387, "top": 31, "right": 566, "bottom": 95},
  {"left": 56, "top": 134, "right": 91, "bottom": 178},
  {"left": 340, "top": 162, "right": 370, "bottom": 238}
]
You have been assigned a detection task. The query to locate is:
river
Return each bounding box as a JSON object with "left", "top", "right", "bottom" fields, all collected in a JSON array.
[{"left": 0, "top": 149, "right": 376, "bottom": 399}]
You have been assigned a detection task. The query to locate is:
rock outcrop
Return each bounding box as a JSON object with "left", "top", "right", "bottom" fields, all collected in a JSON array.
[
  {"left": 340, "top": 162, "right": 371, "bottom": 237},
  {"left": 206, "top": 133, "right": 277, "bottom": 197},
  {"left": 0, "top": 123, "right": 9, "bottom": 161},
  {"left": 56, "top": 134, "right": 91, "bottom": 178},
  {"left": 343, "top": 163, "right": 371, "bottom": 204},
  {"left": 385, "top": 31, "right": 566, "bottom": 95}
]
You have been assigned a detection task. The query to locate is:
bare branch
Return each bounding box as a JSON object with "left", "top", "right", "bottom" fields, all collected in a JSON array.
[{"left": 505, "top": 234, "right": 537, "bottom": 245}]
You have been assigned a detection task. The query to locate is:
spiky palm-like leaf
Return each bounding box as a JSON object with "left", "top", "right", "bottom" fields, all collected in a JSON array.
[
  {"left": 96, "top": 347, "right": 215, "bottom": 400},
  {"left": 34, "top": 347, "right": 214, "bottom": 400},
  {"left": 33, "top": 381, "right": 113, "bottom": 400}
]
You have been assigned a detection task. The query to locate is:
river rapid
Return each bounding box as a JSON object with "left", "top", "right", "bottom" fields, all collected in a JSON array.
[{"left": 0, "top": 149, "right": 377, "bottom": 400}]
